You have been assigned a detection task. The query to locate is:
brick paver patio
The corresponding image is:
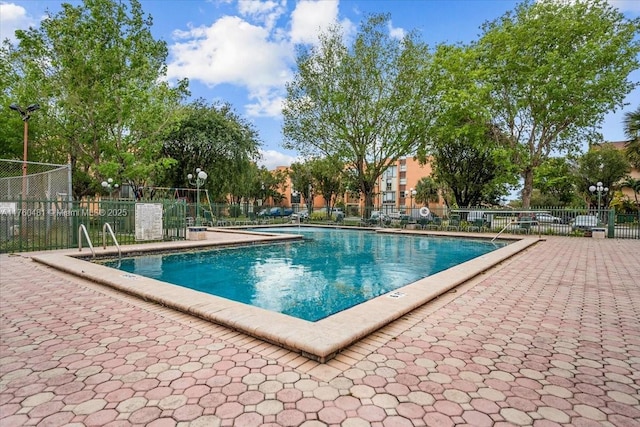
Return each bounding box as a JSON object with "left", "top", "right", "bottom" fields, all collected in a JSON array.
[{"left": 1, "top": 237, "right": 639, "bottom": 426}]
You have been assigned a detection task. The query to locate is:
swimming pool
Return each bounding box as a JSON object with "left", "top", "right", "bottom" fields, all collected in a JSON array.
[
  {"left": 106, "top": 227, "right": 506, "bottom": 321},
  {"left": 32, "top": 228, "right": 539, "bottom": 361}
]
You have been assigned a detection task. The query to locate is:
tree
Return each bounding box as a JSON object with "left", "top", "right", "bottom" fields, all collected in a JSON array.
[
  {"left": 308, "top": 157, "right": 344, "bottom": 216},
  {"left": 288, "top": 161, "right": 315, "bottom": 212},
  {"left": 263, "top": 168, "right": 288, "bottom": 206},
  {"left": 283, "top": 14, "right": 434, "bottom": 217},
  {"left": 532, "top": 157, "right": 578, "bottom": 206},
  {"left": 6, "top": 0, "right": 188, "bottom": 198},
  {"left": 476, "top": 0, "right": 640, "bottom": 208},
  {"left": 623, "top": 106, "right": 640, "bottom": 169},
  {"left": 419, "top": 44, "right": 519, "bottom": 208},
  {"left": 161, "top": 99, "right": 261, "bottom": 202},
  {"left": 289, "top": 157, "right": 345, "bottom": 216},
  {"left": 620, "top": 177, "right": 640, "bottom": 218},
  {"left": 431, "top": 134, "right": 515, "bottom": 207},
  {"left": 576, "top": 144, "right": 631, "bottom": 207},
  {"left": 0, "top": 42, "right": 26, "bottom": 160},
  {"left": 414, "top": 177, "right": 442, "bottom": 207}
]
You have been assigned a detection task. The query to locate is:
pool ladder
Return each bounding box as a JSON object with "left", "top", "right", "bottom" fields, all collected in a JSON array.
[
  {"left": 78, "top": 223, "right": 122, "bottom": 266},
  {"left": 103, "top": 223, "right": 122, "bottom": 267},
  {"left": 78, "top": 224, "right": 95, "bottom": 258}
]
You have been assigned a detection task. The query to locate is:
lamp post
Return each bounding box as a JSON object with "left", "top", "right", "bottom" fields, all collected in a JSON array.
[
  {"left": 188, "top": 168, "right": 208, "bottom": 225},
  {"left": 307, "top": 183, "right": 313, "bottom": 214},
  {"left": 10, "top": 103, "right": 39, "bottom": 238},
  {"left": 9, "top": 103, "right": 40, "bottom": 200},
  {"left": 101, "top": 178, "right": 119, "bottom": 200},
  {"left": 409, "top": 188, "right": 416, "bottom": 216},
  {"left": 291, "top": 190, "right": 299, "bottom": 212},
  {"left": 589, "top": 181, "right": 608, "bottom": 222}
]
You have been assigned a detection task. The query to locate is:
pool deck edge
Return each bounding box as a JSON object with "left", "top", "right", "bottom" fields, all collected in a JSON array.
[{"left": 30, "top": 231, "right": 541, "bottom": 363}]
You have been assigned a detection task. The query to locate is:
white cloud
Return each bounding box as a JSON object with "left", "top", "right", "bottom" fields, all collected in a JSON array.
[
  {"left": 166, "top": 15, "right": 294, "bottom": 118},
  {"left": 290, "top": 0, "right": 340, "bottom": 45},
  {"left": 259, "top": 149, "right": 298, "bottom": 170},
  {"left": 166, "top": 0, "right": 353, "bottom": 119},
  {"left": 246, "top": 88, "right": 285, "bottom": 117},
  {"left": 387, "top": 20, "right": 406, "bottom": 40},
  {"left": 237, "top": 0, "right": 287, "bottom": 31},
  {"left": 0, "top": 2, "right": 35, "bottom": 42},
  {"left": 168, "top": 16, "right": 293, "bottom": 89}
]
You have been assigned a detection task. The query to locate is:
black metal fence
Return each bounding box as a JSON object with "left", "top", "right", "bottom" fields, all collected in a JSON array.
[
  {"left": 192, "top": 203, "right": 639, "bottom": 239},
  {"left": 2, "top": 200, "right": 638, "bottom": 253},
  {"left": 0, "top": 199, "right": 187, "bottom": 253}
]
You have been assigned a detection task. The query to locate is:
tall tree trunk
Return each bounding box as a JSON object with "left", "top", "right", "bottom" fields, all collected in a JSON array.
[{"left": 521, "top": 167, "right": 534, "bottom": 209}]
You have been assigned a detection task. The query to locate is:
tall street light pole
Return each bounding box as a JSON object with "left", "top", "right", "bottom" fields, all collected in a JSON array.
[
  {"left": 10, "top": 103, "right": 40, "bottom": 238},
  {"left": 188, "top": 168, "right": 208, "bottom": 226},
  {"left": 410, "top": 188, "right": 417, "bottom": 217},
  {"left": 589, "top": 181, "right": 608, "bottom": 223},
  {"left": 9, "top": 103, "right": 40, "bottom": 200}
]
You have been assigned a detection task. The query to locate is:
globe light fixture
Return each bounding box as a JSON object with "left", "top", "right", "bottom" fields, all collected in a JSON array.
[
  {"left": 589, "top": 181, "right": 608, "bottom": 222},
  {"left": 101, "top": 178, "right": 119, "bottom": 200},
  {"left": 188, "top": 168, "right": 208, "bottom": 225}
]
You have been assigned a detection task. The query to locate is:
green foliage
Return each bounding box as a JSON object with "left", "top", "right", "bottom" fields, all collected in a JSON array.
[
  {"left": 228, "top": 205, "right": 242, "bottom": 218},
  {"left": 476, "top": 0, "right": 640, "bottom": 207},
  {"left": 289, "top": 161, "right": 314, "bottom": 209},
  {"left": 619, "top": 177, "right": 640, "bottom": 216},
  {"left": 623, "top": 106, "right": 640, "bottom": 169},
  {"left": 577, "top": 144, "right": 631, "bottom": 207},
  {"left": 414, "top": 177, "right": 441, "bottom": 206},
  {"left": 416, "top": 43, "right": 519, "bottom": 207},
  {"left": 310, "top": 157, "right": 344, "bottom": 213},
  {"left": 5, "top": 0, "right": 188, "bottom": 198},
  {"left": 161, "top": 99, "right": 261, "bottom": 201},
  {"left": 309, "top": 212, "right": 326, "bottom": 221},
  {"left": 283, "top": 13, "right": 434, "bottom": 213},
  {"left": 0, "top": 42, "right": 25, "bottom": 159},
  {"left": 532, "top": 157, "right": 578, "bottom": 206}
]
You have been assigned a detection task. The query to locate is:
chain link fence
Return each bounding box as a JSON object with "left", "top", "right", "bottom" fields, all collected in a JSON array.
[{"left": 0, "top": 159, "right": 72, "bottom": 201}]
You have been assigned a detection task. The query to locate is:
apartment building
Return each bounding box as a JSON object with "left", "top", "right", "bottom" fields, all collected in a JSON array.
[{"left": 276, "top": 157, "right": 445, "bottom": 215}]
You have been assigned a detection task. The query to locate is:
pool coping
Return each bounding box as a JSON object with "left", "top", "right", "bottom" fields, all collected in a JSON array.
[{"left": 31, "top": 228, "right": 541, "bottom": 362}]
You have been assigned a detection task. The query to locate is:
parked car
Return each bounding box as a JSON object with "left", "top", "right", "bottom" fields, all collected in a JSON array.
[
  {"left": 367, "top": 210, "right": 391, "bottom": 226},
  {"left": 387, "top": 211, "right": 406, "bottom": 220},
  {"left": 535, "top": 212, "right": 563, "bottom": 223},
  {"left": 291, "top": 210, "right": 309, "bottom": 221},
  {"left": 571, "top": 215, "right": 599, "bottom": 231},
  {"left": 259, "top": 207, "right": 293, "bottom": 217},
  {"left": 370, "top": 211, "right": 389, "bottom": 221}
]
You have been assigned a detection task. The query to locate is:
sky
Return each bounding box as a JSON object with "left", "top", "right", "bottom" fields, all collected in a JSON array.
[{"left": 2, "top": 0, "right": 639, "bottom": 171}]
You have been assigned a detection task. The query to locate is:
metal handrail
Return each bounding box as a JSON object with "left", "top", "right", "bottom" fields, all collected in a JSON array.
[
  {"left": 491, "top": 219, "right": 539, "bottom": 242},
  {"left": 102, "top": 222, "right": 121, "bottom": 266},
  {"left": 78, "top": 224, "right": 95, "bottom": 258},
  {"left": 491, "top": 222, "right": 512, "bottom": 242}
]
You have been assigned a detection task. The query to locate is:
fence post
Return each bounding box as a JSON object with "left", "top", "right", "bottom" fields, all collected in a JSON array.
[{"left": 608, "top": 208, "right": 615, "bottom": 238}]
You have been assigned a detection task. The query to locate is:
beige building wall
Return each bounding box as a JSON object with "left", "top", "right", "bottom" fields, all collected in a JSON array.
[{"left": 373, "top": 156, "right": 443, "bottom": 213}]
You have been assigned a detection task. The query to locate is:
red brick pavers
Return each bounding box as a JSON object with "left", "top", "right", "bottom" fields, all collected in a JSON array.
[{"left": 1, "top": 237, "right": 639, "bottom": 426}]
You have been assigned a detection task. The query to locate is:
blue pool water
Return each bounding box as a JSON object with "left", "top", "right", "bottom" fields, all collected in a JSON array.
[{"left": 107, "top": 228, "right": 506, "bottom": 321}]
